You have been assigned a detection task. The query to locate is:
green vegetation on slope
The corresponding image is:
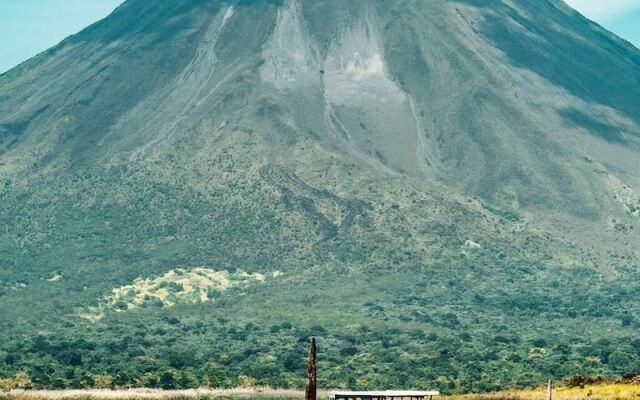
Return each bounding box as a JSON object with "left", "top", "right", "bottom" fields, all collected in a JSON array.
[{"left": 1, "top": 137, "right": 639, "bottom": 393}]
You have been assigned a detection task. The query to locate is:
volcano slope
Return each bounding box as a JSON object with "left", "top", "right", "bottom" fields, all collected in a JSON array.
[{"left": 1, "top": 0, "right": 640, "bottom": 393}]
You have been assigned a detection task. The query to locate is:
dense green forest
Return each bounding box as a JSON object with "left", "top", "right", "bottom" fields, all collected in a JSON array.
[{"left": 3, "top": 262, "right": 640, "bottom": 393}]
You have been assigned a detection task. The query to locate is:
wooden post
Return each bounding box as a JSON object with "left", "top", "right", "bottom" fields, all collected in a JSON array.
[
  {"left": 547, "top": 380, "right": 552, "bottom": 400},
  {"left": 305, "top": 337, "right": 317, "bottom": 400}
]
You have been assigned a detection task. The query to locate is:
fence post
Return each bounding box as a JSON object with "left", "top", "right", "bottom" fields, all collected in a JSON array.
[{"left": 305, "top": 337, "right": 317, "bottom": 400}]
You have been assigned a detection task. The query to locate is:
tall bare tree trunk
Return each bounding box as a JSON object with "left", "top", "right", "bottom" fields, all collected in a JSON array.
[
  {"left": 547, "top": 380, "right": 552, "bottom": 400},
  {"left": 305, "top": 337, "right": 317, "bottom": 400}
]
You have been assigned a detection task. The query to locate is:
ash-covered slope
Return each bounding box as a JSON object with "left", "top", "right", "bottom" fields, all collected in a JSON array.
[
  {"left": 2, "top": 0, "right": 639, "bottom": 215},
  {"left": 1, "top": 0, "right": 640, "bottom": 392}
]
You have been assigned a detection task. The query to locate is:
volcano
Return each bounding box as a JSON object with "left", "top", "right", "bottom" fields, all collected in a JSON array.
[{"left": 1, "top": 0, "right": 640, "bottom": 392}]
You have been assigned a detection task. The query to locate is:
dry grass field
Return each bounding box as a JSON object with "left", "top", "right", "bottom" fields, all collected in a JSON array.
[
  {"left": 0, "top": 388, "right": 311, "bottom": 400},
  {"left": 446, "top": 383, "right": 640, "bottom": 400},
  {"left": 3, "top": 383, "right": 640, "bottom": 400}
]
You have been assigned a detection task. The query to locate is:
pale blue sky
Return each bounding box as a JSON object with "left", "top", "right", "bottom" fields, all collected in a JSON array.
[
  {"left": 0, "top": 0, "right": 638, "bottom": 74},
  {"left": 566, "top": 0, "right": 640, "bottom": 48},
  {"left": 0, "top": 0, "right": 124, "bottom": 73}
]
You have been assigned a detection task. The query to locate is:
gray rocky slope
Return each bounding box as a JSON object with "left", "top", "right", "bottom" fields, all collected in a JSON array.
[{"left": 2, "top": 0, "right": 640, "bottom": 216}]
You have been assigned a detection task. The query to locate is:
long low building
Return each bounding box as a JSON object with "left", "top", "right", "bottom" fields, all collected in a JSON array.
[{"left": 330, "top": 390, "right": 441, "bottom": 400}]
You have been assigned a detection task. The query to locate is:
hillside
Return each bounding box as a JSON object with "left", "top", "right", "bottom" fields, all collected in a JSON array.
[{"left": 1, "top": 0, "right": 640, "bottom": 393}]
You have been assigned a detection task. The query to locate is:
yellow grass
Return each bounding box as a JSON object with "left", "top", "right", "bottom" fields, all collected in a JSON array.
[{"left": 445, "top": 383, "right": 640, "bottom": 400}]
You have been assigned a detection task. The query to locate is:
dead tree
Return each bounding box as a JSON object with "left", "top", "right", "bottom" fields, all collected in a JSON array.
[{"left": 305, "top": 337, "right": 317, "bottom": 400}]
